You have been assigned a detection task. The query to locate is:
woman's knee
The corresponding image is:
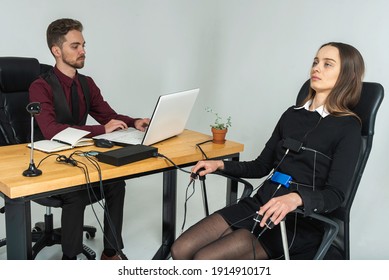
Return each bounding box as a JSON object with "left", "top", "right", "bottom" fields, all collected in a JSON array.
[
  {"left": 171, "top": 231, "right": 200, "bottom": 260},
  {"left": 192, "top": 249, "right": 209, "bottom": 260},
  {"left": 170, "top": 238, "right": 188, "bottom": 260}
]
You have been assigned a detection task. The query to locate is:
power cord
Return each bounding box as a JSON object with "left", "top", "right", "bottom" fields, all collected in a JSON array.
[
  {"left": 157, "top": 153, "right": 191, "bottom": 175},
  {"left": 180, "top": 177, "right": 196, "bottom": 234},
  {"left": 36, "top": 153, "right": 62, "bottom": 168},
  {"left": 72, "top": 150, "right": 126, "bottom": 259},
  {"left": 195, "top": 140, "right": 213, "bottom": 159},
  {"left": 37, "top": 150, "right": 126, "bottom": 259}
]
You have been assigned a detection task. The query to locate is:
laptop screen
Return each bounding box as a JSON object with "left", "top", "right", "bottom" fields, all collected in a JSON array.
[
  {"left": 93, "top": 88, "right": 199, "bottom": 146},
  {"left": 142, "top": 88, "right": 199, "bottom": 145}
]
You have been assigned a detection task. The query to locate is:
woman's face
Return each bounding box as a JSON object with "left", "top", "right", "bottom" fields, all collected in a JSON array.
[{"left": 310, "top": 45, "right": 341, "bottom": 95}]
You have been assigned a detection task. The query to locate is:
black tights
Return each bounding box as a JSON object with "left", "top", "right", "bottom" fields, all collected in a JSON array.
[{"left": 171, "top": 213, "right": 269, "bottom": 260}]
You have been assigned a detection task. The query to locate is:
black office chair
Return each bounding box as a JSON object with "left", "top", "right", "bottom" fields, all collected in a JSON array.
[
  {"left": 296, "top": 80, "right": 384, "bottom": 259},
  {"left": 0, "top": 57, "right": 97, "bottom": 259},
  {"left": 199, "top": 79, "right": 384, "bottom": 259}
]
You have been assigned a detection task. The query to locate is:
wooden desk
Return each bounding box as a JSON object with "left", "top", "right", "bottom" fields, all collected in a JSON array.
[{"left": 0, "top": 129, "right": 243, "bottom": 260}]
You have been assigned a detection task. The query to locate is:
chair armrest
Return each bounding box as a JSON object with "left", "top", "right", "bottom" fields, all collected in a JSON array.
[
  {"left": 294, "top": 208, "right": 339, "bottom": 260},
  {"left": 211, "top": 170, "right": 254, "bottom": 199}
]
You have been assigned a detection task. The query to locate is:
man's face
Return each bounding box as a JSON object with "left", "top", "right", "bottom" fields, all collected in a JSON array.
[{"left": 55, "top": 30, "right": 86, "bottom": 69}]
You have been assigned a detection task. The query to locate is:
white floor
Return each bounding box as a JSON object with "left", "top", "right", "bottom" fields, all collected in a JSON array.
[{"left": 0, "top": 170, "right": 233, "bottom": 260}]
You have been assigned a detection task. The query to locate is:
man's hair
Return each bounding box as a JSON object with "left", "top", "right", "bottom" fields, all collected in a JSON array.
[{"left": 46, "top": 18, "right": 83, "bottom": 52}]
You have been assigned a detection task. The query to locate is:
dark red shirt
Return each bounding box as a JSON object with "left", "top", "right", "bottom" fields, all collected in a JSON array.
[{"left": 29, "top": 66, "right": 136, "bottom": 139}]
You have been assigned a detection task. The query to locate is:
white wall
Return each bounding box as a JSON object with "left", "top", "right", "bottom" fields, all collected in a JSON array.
[{"left": 0, "top": 0, "right": 388, "bottom": 259}]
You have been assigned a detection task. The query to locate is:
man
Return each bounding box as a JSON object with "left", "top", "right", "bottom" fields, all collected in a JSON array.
[{"left": 29, "top": 18, "right": 149, "bottom": 260}]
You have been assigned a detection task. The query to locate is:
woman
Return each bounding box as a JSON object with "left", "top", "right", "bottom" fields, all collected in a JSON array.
[{"left": 171, "top": 42, "right": 364, "bottom": 260}]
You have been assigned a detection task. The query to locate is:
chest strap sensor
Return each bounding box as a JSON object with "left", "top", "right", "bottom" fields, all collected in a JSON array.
[{"left": 270, "top": 171, "right": 292, "bottom": 188}]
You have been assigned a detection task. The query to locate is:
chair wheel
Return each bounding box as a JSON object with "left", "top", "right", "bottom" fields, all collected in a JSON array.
[
  {"left": 32, "top": 222, "right": 45, "bottom": 232},
  {"left": 32, "top": 227, "right": 41, "bottom": 232},
  {"left": 86, "top": 231, "right": 95, "bottom": 239}
]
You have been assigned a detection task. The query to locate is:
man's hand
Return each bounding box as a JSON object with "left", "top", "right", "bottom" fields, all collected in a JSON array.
[
  {"left": 134, "top": 118, "right": 150, "bottom": 131},
  {"left": 104, "top": 119, "right": 128, "bottom": 133}
]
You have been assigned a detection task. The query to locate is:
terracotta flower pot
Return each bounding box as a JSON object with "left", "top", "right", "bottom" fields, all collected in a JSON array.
[{"left": 211, "top": 127, "right": 227, "bottom": 144}]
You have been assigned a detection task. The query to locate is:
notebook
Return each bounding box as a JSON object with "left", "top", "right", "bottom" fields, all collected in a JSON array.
[
  {"left": 29, "top": 127, "right": 94, "bottom": 153},
  {"left": 93, "top": 88, "right": 199, "bottom": 146}
]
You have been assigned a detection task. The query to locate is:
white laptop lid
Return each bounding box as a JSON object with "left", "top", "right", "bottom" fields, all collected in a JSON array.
[
  {"left": 93, "top": 88, "right": 199, "bottom": 146},
  {"left": 142, "top": 88, "right": 199, "bottom": 145}
]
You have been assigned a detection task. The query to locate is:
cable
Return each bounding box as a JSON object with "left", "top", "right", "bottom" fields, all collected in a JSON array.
[
  {"left": 156, "top": 151, "right": 258, "bottom": 234},
  {"left": 289, "top": 181, "right": 314, "bottom": 189},
  {"left": 272, "top": 211, "right": 298, "bottom": 260},
  {"left": 312, "top": 151, "right": 317, "bottom": 191},
  {"left": 301, "top": 114, "right": 323, "bottom": 143},
  {"left": 185, "top": 116, "right": 324, "bottom": 259},
  {"left": 36, "top": 153, "right": 62, "bottom": 168},
  {"left": 157, "top": 153, "right": 191, "bottom": 175},
  {"left": 52, "top": 150, "right": 125, "bottom": 258},
  {"left": 72, "top": 151, "right": 126, "bottom": 258},
  {"left": 180, "top": 179, "right": 197, "bottom": 233},
  {"left": 195, "top": 140, "right": 213, "bottom": 159},
  {"left": 156, "top": 152, "right": 205, "bottom": 233},
  {"left": 158, "top": 148, "right": 299, "bottom": 260},
  {"left": 165, "top": 145, "right": 290, "bottom": 236},
  {"left": 50, "top": 152, "right": 118, "bottom": 252},
  {"left": 251, "top": 148, "right": 290, "bottom": 194},
  {"left": 250, "top": 184, "right": 281, "bottom": 238},
  {"left": 301, "top": 146, "right": 332, "bottom": 161}
]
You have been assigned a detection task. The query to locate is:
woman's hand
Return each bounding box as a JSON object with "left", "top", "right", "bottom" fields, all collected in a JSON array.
[
  {"left": 191, "top": 160, "right": 225, "bottom": 176},
  {"left": 258, "top": 192, "right": 303, "bottom": 227}
]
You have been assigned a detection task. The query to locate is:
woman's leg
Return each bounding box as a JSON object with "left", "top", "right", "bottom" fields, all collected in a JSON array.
[
  {"left": 171, "top": 213, "right": 269, "bottom": 260},
  {"left": 171, "top": 213, "right": 233, "bottom": 260},
  {"left": 193, "top": 228, "right": 268, "bottom": 260}
]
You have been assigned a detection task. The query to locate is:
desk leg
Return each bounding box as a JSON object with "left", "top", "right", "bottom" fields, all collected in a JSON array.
[
  {"left": 153, "top": 169, "right": 177, "bottom": 260},
  {"left": 225, "top": 154, "right": 240, "bottom": 205},
  {"left": 4, "top": 197, "right": 32, "bottom": 260}
]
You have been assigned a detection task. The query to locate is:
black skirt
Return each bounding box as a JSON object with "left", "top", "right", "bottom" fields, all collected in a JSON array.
[{"left": 216, "top": 182, "right": 324, "bottom": 259}]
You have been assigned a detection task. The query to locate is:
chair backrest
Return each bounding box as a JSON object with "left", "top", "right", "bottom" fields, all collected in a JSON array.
[
  {"left": 0, "top": 57, "right": 50, "bottom": 144},
  {"left": 296, "top": 79, "right": 384, "bottom": 259},
  {"left": 0, "top": 57, "right": 67, "bottom": 210}
]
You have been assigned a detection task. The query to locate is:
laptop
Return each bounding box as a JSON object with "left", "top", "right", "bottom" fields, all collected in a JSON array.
[{"left": 93, "top": 88, "right": 199, "bottom": 146}]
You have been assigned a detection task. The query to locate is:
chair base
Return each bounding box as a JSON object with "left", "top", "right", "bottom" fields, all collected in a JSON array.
[
  {"left": 0, "top": 228, "right": 97, "bottom": 260},
  {"left": 31, "top": 213, "right": 97, "bottom": 260},
  {"left": 1, "top": 209, "right": 97, "bottom": 260}
]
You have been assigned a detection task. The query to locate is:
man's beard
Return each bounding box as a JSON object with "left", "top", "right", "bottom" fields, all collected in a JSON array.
[{"left": 63, "top": 55, "right": 85, "bottom": 69}]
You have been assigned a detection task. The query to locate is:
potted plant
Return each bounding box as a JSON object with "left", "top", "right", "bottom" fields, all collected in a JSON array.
[{"left": 206, "top": 107, "right": 232, "bottom": 144}]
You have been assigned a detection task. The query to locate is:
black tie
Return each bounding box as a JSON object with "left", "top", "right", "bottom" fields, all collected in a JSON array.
[{"left": 71, "top": 80, "right": 79, "bottom": 123}]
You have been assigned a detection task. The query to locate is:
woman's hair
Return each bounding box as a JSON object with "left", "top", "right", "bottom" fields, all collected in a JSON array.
[
  {"left": 302, "top": 42, "right": 365, "bottom": 119},
  {"left": 46, "top": 18, "right": 83, "bottom": 52}
]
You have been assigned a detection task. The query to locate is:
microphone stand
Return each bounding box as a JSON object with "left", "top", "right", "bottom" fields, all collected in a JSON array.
[{"left": 23, "top": 102, "right": 42, "bottom": 177}]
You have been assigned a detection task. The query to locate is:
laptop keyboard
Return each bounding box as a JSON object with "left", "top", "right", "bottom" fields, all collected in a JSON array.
[{"left": 94, "top": 128, "right": 145, "bottom": 145}]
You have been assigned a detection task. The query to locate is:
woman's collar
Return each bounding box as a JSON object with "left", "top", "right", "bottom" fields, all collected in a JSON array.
[{"left": 294, "top": 100, "right": 329, "bottom": 118}]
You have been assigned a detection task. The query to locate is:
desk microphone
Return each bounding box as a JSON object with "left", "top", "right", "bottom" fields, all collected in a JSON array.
[{"left": 23, "top": 102, "right": 42, "bottom": 177}]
